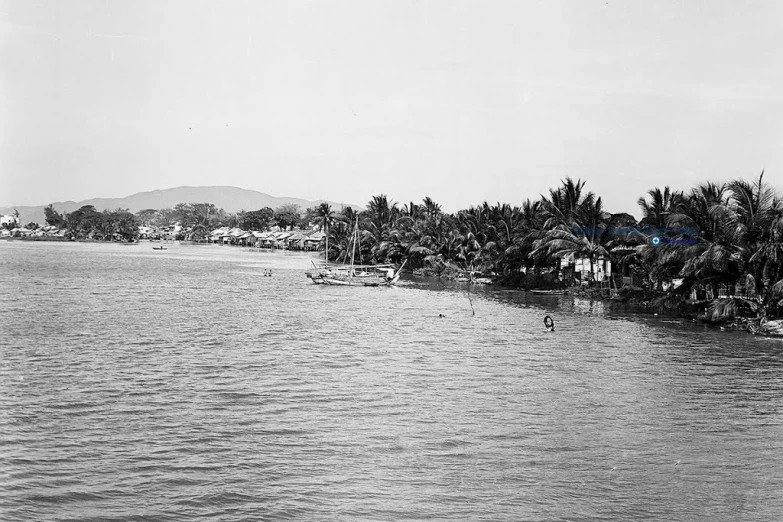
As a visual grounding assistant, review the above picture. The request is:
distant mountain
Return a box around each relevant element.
[1,186,363,226]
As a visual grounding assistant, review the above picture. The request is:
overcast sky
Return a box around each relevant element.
[2,0,782,215]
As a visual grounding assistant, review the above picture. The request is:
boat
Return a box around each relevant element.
[530,289,567,295]
[305,217,406,286]
[152,246,167,250]
[307,262,403,286]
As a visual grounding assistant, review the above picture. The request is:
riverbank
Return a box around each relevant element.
[560,286,783,337]
[408,259,781,337]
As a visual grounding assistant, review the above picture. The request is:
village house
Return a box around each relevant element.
[302,231,325,251]
[559,253,612,285]
[1,214,19,228]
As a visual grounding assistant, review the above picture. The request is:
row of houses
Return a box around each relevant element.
[0,225,66,238]
[207,227,326,251]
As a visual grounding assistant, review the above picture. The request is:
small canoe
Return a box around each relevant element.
[152,246,167,250]
[531,289,566,295]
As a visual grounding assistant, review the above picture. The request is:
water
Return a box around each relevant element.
[1,241,782,521]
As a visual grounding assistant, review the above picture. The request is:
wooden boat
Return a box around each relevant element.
[306,217,405,286]
[307,263,402,286]
[152,246,167,250]
[530,289,567,295]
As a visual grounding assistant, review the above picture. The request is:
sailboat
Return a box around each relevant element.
[306,217,406,286]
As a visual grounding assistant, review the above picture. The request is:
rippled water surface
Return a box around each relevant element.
[2,241,783,521]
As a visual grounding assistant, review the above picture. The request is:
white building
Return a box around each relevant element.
[1,214,19,228]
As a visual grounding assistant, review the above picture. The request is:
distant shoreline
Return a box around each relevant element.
[5,235,779,338]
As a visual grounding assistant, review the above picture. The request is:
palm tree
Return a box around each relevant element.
[715,171,783,303]
[362,195,399,262]
[637,186,686,232]
[541,177,590,229]
[503,198,546,275]
[315,203,334,262]
[402,201,421,220]
[422,197,442,220]
[748,214,783,316]
[532,179,611,284]
[654,182,732,297]
[533,193,611,282]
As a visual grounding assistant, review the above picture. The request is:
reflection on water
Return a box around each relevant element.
[1,241,782,521]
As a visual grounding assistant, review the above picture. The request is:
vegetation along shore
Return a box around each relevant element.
[5,172,783,335]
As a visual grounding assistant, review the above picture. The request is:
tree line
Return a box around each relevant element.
[39,172,783,317]
[312,172,783,319]
[41,202,329,241]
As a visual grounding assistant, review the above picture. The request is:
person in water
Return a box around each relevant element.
[544,315,555,331]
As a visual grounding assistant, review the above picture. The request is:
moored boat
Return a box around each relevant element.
[307,263,401,286]
[530,289,567,295]
[305,216,406,286]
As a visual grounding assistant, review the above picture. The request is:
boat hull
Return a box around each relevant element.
[320,276,383,287]
[306,260,405,287]
[307,269,393,287]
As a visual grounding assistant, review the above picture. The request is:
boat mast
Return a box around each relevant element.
[349,216,358,275]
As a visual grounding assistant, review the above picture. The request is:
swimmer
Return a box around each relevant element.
[439,313,446,318]
[544,315,555,331]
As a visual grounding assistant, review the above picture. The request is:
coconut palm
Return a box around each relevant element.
[328,218,352,263]
[362,195,399,262]
[637,186,686,232]
[401,201,422,220]
[533,192,611,281]
[422,197,442,220]
[541,177,591,229]
[503,198,546,274]
[653,182,735,296]
[716,171,783,305]
[315,203,335,262]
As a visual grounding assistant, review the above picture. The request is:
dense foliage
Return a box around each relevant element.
[319,172,783,318]
[61,205,140,242]
[40,172,783,318]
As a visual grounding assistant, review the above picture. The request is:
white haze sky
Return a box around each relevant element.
[1,0,782,215]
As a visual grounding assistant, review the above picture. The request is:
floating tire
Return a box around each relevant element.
[543,315,555,330]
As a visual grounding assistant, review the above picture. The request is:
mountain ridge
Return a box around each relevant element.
[1,186,363,226]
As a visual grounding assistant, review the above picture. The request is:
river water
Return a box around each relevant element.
[1,241,782,521]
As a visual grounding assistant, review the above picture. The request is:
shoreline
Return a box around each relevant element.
[7,236,779,337]
[416,270,780,338]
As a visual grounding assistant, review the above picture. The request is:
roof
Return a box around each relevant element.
[306,231,326,241]
[210,227,230,236]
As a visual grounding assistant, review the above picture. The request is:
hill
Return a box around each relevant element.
[1,186,362,226]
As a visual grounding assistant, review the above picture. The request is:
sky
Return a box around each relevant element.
[1,0,782,215]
